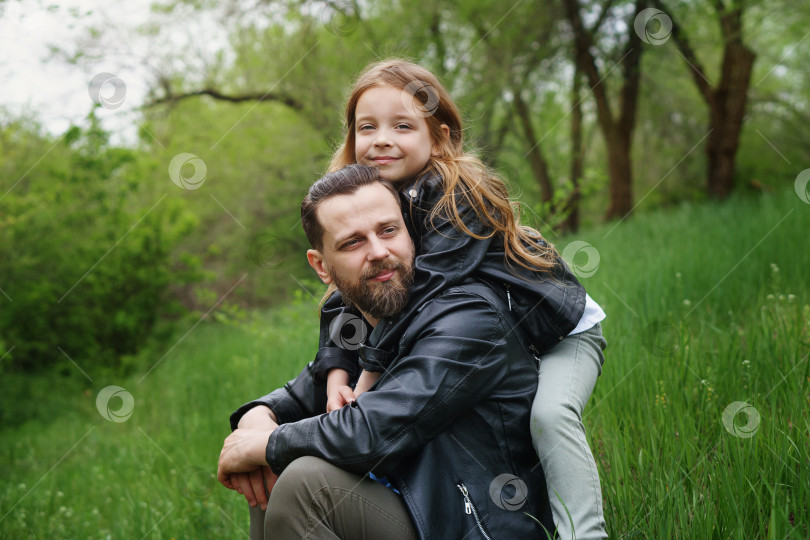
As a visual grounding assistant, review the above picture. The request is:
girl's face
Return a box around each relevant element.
[353,85,435,184]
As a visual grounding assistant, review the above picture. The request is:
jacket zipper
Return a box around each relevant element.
[505,284,512,311]
[456,483,492,540]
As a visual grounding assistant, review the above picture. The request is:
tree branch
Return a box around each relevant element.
[589,0,618,37]
[618,0,644,136]
[563,0,615,130]
[146,88,304,110]
[513,90,554,204]
[650,0,714,105]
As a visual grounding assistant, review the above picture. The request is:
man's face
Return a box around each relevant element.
[307,183,415,323]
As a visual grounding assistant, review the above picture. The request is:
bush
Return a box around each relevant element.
[0,116,202,372]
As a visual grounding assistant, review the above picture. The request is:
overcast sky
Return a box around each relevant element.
[0,0,195,144]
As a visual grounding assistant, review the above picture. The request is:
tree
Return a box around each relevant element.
[459,0,564,206]
[562,63,585,232]
[0,115,200,371]
[563,0,646,220]
[651,0,755,199]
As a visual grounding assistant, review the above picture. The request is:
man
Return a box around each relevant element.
[217,164,555,539]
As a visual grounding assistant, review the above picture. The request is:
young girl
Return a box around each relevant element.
[315,59,608,539]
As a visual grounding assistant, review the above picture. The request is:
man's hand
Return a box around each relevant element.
[326,385,356,412]
[218,428,274,490]
[224,407,280,509]
[230,466,278,510]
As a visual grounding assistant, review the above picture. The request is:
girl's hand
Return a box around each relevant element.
[326,368,354,412]
[354,370,381,396]
[326,385,356,412]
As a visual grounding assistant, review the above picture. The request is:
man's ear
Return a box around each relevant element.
[432,123,451,155]
[307,249,333,284]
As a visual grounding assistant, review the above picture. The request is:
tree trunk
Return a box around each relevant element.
[513,91,554,205]
[606,129,633,219]
[652,0,755,199]
[564,0,643,221]
[562,66,584,233]
[707,42,755,198]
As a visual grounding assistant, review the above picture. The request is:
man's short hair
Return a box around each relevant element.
[301,164,400,251]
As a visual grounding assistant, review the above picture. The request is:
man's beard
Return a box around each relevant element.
[331,259,414,320]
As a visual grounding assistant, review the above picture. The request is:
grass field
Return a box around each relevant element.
[1,186,808,539]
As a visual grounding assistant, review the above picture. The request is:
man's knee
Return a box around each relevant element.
[271,455,333,502]
[281,455,331,481]
[264,456,336,535]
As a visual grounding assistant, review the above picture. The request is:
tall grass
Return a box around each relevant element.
[577,188,808,538]
[1,188,807,538]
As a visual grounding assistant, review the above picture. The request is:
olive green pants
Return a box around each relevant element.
[249,456,418,540]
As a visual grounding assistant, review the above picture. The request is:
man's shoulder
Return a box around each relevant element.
[407,279,512,334]
[433,279,508,308]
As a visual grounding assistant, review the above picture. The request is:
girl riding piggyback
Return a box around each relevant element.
[316,59,608,539]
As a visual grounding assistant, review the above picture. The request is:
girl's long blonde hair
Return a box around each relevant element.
[328,59,558,273]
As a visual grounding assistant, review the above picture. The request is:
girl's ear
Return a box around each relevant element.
[307,249,333,284]
[432,123,451,156]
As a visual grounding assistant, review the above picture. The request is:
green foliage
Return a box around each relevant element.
[572,186,809,538]
[0,295,322,537]
[0,115,202,372]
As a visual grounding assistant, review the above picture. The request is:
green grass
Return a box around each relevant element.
[1,187,808,538]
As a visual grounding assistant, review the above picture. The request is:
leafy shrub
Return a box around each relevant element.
[0,116,202,371]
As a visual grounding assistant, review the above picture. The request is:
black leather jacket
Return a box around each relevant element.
[230,280,556,539]
[311,169,586,380]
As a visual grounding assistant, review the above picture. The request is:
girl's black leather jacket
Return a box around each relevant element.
[231,280,557,539]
